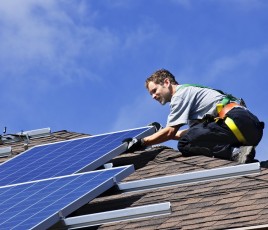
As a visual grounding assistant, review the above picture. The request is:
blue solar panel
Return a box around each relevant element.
[0,165,134,230]
[0,127,154,186]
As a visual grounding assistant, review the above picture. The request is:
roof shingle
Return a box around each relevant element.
[1,130,268,230]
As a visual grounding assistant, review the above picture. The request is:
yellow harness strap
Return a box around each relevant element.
[224,117,246,144]
[216,103,247,144]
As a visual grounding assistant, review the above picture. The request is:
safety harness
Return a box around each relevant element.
[216,103,247,144]
[179,84,247,144]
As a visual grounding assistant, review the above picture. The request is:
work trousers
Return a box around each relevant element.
[178,107,264,160]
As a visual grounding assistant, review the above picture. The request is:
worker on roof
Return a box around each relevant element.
[123,69,264,163]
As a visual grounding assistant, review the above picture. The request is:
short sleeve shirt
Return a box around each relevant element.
[167,85,225,127]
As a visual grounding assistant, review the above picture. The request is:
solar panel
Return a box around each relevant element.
[0,127,154,186]
[0,165,134,230]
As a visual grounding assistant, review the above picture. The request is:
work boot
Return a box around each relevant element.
[231,146,256,164]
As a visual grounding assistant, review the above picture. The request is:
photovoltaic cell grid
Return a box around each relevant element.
[0,166,134,230]
[0,127,153,186]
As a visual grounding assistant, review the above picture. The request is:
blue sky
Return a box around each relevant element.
[0,0,267,160]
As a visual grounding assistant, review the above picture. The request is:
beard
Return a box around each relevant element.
[159,99,167,105]
[158,95,169,105]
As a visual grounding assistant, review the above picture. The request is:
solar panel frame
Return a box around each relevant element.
[0,165,134,230]
[0,126,154,186]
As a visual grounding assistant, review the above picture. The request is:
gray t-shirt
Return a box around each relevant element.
[167,85,226,127]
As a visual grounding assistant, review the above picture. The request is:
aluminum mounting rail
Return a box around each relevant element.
[117,162,261,192]
[64,202,171,229]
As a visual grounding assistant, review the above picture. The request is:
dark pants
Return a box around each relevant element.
[178,108,264,160]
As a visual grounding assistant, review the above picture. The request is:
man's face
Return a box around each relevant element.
[147,80,171,105]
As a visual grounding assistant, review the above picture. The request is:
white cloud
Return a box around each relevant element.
[0,1,57,61]
[111,93,169,132]
[122,20,158,51]
[170,0,268,11]
[201,45,268,84]
[0,0,159,90]
[0,0,120,87]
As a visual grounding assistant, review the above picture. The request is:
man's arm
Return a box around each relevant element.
[173,128,188,140]
[143,125,182,146]
[122,124,186,152]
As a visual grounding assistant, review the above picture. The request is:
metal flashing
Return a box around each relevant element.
[117,162,261,192]
[0,146,12,157]
[64,202,171,229]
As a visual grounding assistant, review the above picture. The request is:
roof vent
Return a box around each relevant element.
[0,128,51,144]
[0,146,12,157]
[17,128,51,139]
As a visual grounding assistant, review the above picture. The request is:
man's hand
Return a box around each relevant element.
[122,137,145,152]
[148,122,163,132]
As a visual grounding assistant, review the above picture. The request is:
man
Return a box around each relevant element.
[124,69,264,163]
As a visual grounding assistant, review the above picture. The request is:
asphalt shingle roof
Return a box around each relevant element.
[1,130,267,230]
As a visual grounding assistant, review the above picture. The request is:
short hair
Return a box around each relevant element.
[145,69,178,89]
